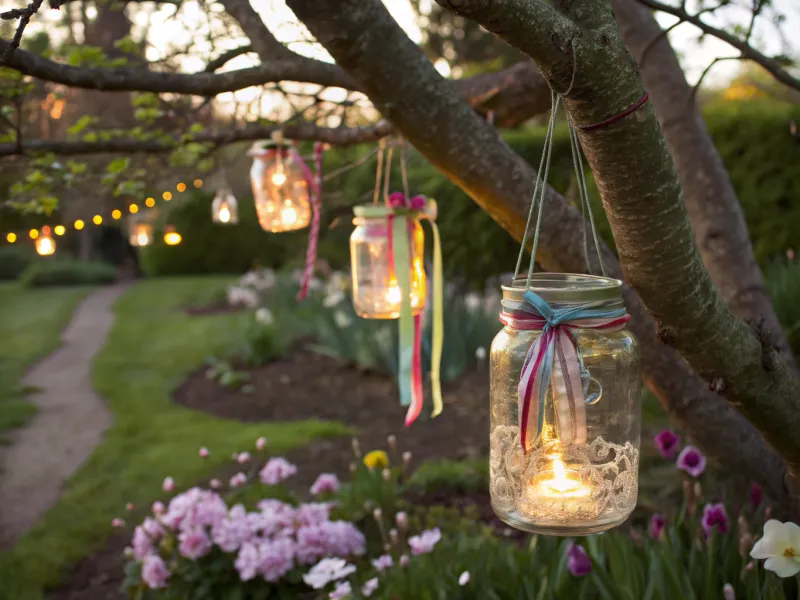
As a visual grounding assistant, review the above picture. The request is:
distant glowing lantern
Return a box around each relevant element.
[35,226,55,256]
[112,210,122,220]
[54,225,65,236]
[74,219,85,230]
[129,222,152,247]
[350,199,428,319]
[163,225,182,246]
[249,139,311,233]
[93,215,103,226]
[6,232,16,243]
[211,188,239,225]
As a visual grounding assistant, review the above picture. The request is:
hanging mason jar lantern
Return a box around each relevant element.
[129,221,152,247]
[212,188,239,224]
[490,274,641,535]
[249,136,311,233]
[35,226,55,256]
[163,225,182,246]
[350,201,427,319]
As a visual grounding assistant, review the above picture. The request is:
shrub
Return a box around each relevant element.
[764,257,800,357]
[20,259,116,287]
[237,309,288,366]
[0,244,36,280]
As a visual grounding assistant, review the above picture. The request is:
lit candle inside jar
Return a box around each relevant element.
[218,203,231,223]
[538,457,590,498]
[281,206,297,227]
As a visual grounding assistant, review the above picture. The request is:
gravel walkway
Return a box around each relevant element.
[0,284,127,547]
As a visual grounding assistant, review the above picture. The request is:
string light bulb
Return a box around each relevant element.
[163,192,172,201]
[112,210,122,220]
[54,225,65,236]
[29,229,39,240]
[176,182,186,192]
[6,232,16,243]
[93,215,103,225]
[129,204,139,214]
[193,179,203,188]
[145,198,155,208]
[74,219,85,230]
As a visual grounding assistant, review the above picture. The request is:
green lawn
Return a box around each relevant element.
[0,283,91,435]
[0,277,349,600]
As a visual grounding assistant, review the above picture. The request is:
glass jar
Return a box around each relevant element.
[250,145,310,232]
[129,222,152,247]
[490,274,641,536]
[350,205,426,319]
[212,188,239,224]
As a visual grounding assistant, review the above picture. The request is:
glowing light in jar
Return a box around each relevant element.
[35,234,55,256]
[386,284,402,306]
[271,170,287,187]
[538,457,590,498]
[280,206,297,226]
[218,203,231,224]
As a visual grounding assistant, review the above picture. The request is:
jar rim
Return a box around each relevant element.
[501,273,623,304]
[353,204,391,218]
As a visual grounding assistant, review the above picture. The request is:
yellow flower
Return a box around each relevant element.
[363,450,389,470]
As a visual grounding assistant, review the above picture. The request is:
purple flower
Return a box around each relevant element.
[235,542,261,581]
[179,527,213,560]
[310,473,340,496]
[749,482,762,509]
[653,430,680,459]
[650,513,666,540]
[258,538,295,582]
[408,528,441,555]
[330,581,352,599]
[141,555,169,589]
[132,526,153,560]
[701,502,728,536]
[259,458,298,485]
[362,577,379,597]
[212,505,253,552]
[371,554,393,571]
[676,445,706,478]
[294,502,332,527]
[567,543,591,577]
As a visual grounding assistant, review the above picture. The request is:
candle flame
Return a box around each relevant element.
[547,457,580,494]
[219,204,231,223]
[281,206,297,226]
[386,283,402,305]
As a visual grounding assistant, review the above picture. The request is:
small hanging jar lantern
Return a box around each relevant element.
[129,221,152,247]
[490,275,641,535]
[163,225,182,246]
[35,226,55,256]
[212,188,239,224]
[249,134,311,233]
[350,200,427,319]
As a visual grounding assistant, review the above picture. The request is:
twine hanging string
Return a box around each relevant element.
[372,138,386,206]
[295,141,324,301]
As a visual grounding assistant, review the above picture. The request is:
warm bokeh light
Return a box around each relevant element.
[271,171,287,186]
[29,229,38,239]
[129,204,139,214]
[145,197,155,208]
[176,182,186,192]
[112,210,122,220]
[163,226,182,246]
[193,179,203,188]
[6,232,16,243]
[74,219,85,230]
[162,191,172,201]
[218,205,231,223]
[93,215,103,225]
[35,234,55,256]
[54,225,65,236]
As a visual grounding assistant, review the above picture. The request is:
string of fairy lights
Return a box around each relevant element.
[3,178,205,255]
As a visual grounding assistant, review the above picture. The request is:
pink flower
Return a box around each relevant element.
[409,195,426,210]
[399,554,409,567]
[304,558,356,589]
[567,543,591,577]
[112,518,125,528]
[131,518,163,560]
[330,581,352,599]
[230,472,247,488]
[256,436,267,451]
[459,571,470,586]
[259,457,297,485]
[677,446,706,478]
[125,503,134,511]
[723,583,735,600]
[212,505,253,552]
[162,477,174,492]
[295,521,365,564]
[258,538,295,582]
[141,554,169,589]
[152,501,165,515]
[295,503,332,527]
[650,513,666,539]
[395,511,408,529]
[235,542,261,581]
[371,554,393,571]
[387,191,407,209]
[310,473,340,496]
[653,430,680,458]
[408,527,441,555]
[362,577,379,597]
[749,482,762,509]
[210,479,221,489]
[179,528,212,560]
[237,452,251,464]
[198,447,209,458]
[701,502,728,536]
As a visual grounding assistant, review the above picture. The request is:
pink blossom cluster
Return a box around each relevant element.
[129,485,365,590]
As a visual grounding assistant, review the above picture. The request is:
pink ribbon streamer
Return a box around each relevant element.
[296,142,323,301]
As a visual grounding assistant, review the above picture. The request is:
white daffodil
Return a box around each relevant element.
[751,519,800,577]
[255,307,273,326]
[333,310,352,329]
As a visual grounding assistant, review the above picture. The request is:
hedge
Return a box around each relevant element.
[136,99,800,286]
[0,245,37,280]
[20,259,117,287]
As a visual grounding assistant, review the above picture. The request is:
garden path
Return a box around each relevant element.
[0,284,127,547]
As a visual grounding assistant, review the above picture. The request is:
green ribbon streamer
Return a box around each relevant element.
[391,214,413,407]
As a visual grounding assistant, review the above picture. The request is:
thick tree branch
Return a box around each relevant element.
[0,121,392,156]
[287,0,795,512]
[0,0,45,64]
[451,0,800,505]
[635,0,800,92]
[613,0,798,372]
[217,0,293,61]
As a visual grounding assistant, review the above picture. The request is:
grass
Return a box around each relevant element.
[0,276,349,600]
[0,282,91,435]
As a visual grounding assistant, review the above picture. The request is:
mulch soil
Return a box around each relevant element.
[50,343,494,600]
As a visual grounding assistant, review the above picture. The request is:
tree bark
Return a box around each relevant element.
[612,0,797,374]
[286,0,795,513]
